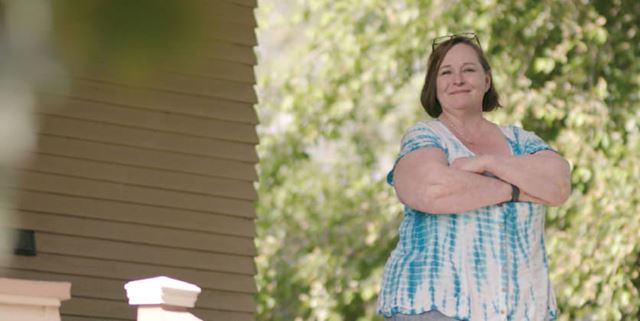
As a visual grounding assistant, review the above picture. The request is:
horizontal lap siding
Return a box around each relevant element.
[197,40,257,64]
[18,171,255,218]
[44,79,258,124]
[38,91,258,164]
[23,153,257,200]
[72,73,257,104]
[39,113,258,153]
[37,135,257,181]
[15,191,255,238]
[5,1,260,320]
[41,97,259,144]
[3,210,256,256]
[2,254,255,293]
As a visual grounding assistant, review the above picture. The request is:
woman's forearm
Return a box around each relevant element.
[397,164,512,214]
[428,169,513,213]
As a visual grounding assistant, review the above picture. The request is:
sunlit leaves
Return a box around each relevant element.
[256,0,640,320]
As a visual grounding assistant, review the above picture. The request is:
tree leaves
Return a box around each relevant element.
[256,0,640,320]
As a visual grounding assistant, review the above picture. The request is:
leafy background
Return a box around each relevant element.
[254,0,640,321]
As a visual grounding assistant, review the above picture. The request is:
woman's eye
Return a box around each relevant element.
[464,68,476,72]
[440,70,451,75]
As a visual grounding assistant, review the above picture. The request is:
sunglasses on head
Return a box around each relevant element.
[432,32,481,51]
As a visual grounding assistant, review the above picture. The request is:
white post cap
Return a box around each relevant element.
[124,276,201,308]
[0,278,71,307]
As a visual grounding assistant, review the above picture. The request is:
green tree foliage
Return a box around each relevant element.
[255,0,640,320]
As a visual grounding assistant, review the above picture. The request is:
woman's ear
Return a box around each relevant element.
[485,73,491,93]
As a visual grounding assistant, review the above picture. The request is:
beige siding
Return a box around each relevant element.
[18,171,254,218]
[37,135,257,181]
[200,40,258,64]
[4,254,255,292]
[23,154,257,200]
[7,210,255,255]
[15,191,255,237]
[46,79,258,124]
[38,113,258,152]
[2,1,260,320]
[69,72,257,103]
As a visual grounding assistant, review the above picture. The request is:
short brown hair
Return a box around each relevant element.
[420,36,501,118]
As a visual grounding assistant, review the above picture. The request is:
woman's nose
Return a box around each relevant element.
[453,71,464,85]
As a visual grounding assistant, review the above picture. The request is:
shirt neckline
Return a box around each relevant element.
[434,119,514,157]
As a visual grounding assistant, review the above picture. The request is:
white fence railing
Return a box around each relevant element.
[0,276,202,321]
[0,278,71,321]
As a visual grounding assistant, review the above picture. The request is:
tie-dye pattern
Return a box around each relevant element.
[378,120,558,321]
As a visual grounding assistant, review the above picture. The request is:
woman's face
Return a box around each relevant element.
[436,43,490,113]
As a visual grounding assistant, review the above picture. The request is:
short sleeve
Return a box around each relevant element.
[386,122,446,186]
[519,128,556,155]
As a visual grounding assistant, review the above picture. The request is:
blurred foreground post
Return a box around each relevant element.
[0,278,71,321]
[125,276,203,321]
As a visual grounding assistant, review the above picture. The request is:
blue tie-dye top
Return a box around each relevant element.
[377,120,558,321]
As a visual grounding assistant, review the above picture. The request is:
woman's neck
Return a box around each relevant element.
[438,111,488,145]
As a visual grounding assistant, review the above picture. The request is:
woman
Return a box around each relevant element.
[377,33,571,321]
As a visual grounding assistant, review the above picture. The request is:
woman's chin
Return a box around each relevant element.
[442,103,482,113]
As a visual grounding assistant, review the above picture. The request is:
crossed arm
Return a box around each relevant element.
[392,148,571,214]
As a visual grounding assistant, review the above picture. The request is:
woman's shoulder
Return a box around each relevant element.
[498,123,554,154]
[498,124,542,140]
[397,119,449,156]
[405,119,441,133]
[497,122,519,131]
[401,119,446,140]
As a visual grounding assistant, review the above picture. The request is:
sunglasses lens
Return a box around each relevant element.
[432,33,480,50]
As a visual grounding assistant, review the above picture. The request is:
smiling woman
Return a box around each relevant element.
[377,33,571,321]
[435,45,490,114]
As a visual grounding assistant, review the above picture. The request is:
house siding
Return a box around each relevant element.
[0,0,260,320]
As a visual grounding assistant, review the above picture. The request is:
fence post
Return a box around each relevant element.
[124,276,203,321]
[0,277,71,321]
